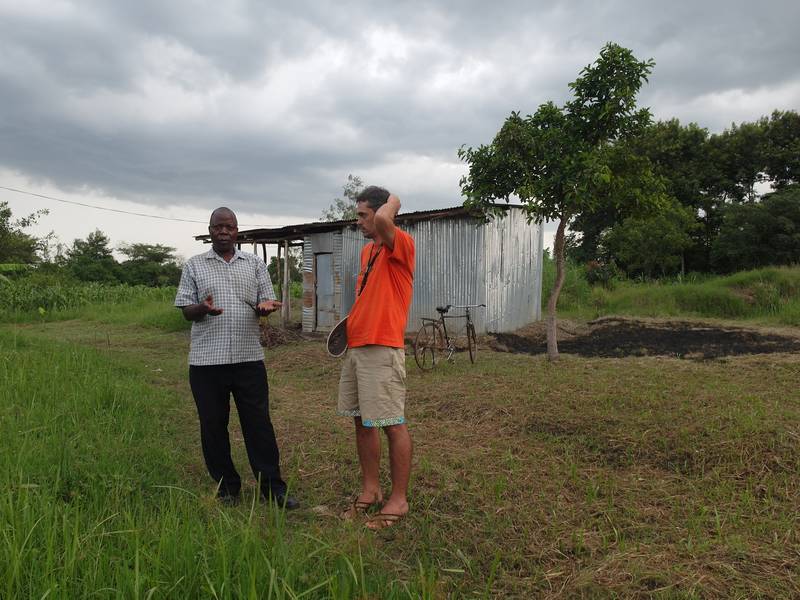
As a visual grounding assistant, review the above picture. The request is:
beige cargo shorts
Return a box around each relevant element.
[337,345,407,428]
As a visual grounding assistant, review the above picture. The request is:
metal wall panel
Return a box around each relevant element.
[403,217,487,335]
[301,238,314,332]
[312,232,334,254]
[484,210,543,332]
[340,226,365,314]
[329,232,344,327]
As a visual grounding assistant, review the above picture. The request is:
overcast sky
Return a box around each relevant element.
[2,0,799,260]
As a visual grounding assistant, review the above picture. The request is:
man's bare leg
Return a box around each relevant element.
[372,423,411,522]
[354,417,383,505]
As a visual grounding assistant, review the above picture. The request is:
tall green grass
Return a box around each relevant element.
[0,329,437,598]
[540,254,593,314]
[543,259,800,325]
[0,276,181,324]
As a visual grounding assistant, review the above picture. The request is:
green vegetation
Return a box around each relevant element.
[0,201,50,264]
[0,204,182,287]
[712,184,800,271]
[544,258,800,326]
[320,173,363,222]
[569,113,800,276]
[461,42,663,359]
[2,291,798,597]
[0,274,182,323]
[0,327,435,599]
[64,230,182,286]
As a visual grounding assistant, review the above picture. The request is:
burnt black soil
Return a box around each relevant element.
[491,317,800,359]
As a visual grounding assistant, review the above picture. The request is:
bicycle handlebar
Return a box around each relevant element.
[450,304,486,309]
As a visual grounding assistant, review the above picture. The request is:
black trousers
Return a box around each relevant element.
[189,361,286,498]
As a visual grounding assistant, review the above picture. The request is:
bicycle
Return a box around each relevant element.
[413,304,486,370]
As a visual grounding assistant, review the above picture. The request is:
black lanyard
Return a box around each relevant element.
[357,244,382,296]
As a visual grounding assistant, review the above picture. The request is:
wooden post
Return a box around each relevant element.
[276,242,283,299]
[276,242,284,327]
[282,239,291,325]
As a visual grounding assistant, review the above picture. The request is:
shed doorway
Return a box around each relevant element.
[314,252,336,330]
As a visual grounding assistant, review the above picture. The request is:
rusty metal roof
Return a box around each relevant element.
[195,204,523,244]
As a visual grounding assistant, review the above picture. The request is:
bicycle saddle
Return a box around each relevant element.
[436,305,452,314]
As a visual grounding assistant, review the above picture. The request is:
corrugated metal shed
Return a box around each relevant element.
[300,205,542,334]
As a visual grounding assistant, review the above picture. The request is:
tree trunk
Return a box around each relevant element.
[277,243,284,327]
[546,218,568,362]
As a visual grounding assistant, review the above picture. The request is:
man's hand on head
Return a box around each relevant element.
[256,300,282,316]
[375,193,401,250]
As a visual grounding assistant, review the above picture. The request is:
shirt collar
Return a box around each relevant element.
[204,247,243,263]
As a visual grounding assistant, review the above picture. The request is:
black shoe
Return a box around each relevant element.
[264,492,300,510]
[218,493,240,507]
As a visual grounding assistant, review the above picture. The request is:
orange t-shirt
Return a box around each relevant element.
[346,228,415,348]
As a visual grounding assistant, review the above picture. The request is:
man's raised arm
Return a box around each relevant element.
[374,194,401,250]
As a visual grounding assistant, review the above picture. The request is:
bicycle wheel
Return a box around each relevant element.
[414,322,442,370]
[467,323,478,363]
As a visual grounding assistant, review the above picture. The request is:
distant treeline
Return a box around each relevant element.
[0,215,183,287]
[0,203,304,289]
[569,111,800,280]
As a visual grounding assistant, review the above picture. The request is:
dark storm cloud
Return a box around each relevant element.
[1,0,798,220]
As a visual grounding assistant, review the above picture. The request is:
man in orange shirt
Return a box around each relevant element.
[338,186,415,530]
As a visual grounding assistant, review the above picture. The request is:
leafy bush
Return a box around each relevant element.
[584,260,623,288]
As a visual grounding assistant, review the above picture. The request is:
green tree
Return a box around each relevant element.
[710,120,768,203]
[66,230,120,283]
[321,174,363,221]
[763,110,800,189]
[571,111,799,274]
[0,201,49,264]
[711,184,800,271]
[268,248,302,285]
[627,119,721,271]
[603,198,698,278]
[459,43,664,360]
[118,243,181,287]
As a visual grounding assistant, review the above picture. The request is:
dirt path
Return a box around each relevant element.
[490,316,800,359]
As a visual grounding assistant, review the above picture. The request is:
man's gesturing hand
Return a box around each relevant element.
[256,300,282,316]
[203,294,223,316]
[180,294,223,321]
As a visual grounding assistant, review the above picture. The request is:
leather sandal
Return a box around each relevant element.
[340,498,377,521]
[366,512,404,530]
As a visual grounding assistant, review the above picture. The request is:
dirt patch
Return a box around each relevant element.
[259,321,305,348]
[490,316,800,359]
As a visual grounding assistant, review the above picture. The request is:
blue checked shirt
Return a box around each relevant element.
[174,248,276,366]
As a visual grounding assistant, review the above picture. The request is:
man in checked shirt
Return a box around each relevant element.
[175,207,298,509]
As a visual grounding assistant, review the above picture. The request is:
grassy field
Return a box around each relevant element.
[2,283,799,597]
[544,264,800,326]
